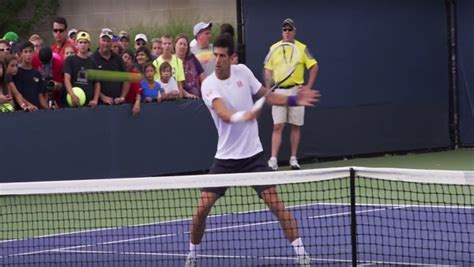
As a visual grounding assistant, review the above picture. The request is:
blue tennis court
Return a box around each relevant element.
[1,203,471,266]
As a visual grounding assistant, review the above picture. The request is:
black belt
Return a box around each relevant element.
[277,84,301,89]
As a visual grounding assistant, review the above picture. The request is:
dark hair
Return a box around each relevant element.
[39,46,53,64]
[135,46,151,62]
[18,41,34,53]
[143,62,156,73]
[3,55,17,69]
[220,23,235,37]
[213,34,234,56]
[53,17,68,29]
[122,49,135,60]
[159,61,171,74]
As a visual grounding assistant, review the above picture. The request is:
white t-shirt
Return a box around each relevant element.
[158,77,179,94]
[201,64,263,159]
[191,44,215,77]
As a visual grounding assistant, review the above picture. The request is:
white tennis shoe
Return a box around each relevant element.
[290,156,301,170]
[184,253,197,267]
[296,254,311,266]
[268,157,278,171]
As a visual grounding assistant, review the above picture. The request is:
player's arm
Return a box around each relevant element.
[256,86,320,107]
[263,68,273,89]
[212,98,258,123]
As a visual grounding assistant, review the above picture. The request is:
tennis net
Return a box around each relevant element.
[1,167,472,266]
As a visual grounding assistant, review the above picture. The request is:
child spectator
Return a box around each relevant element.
[0,60,14,112]
[12,42,48,110]
[157,61,179,100]
[64,45,75,58]
[135,46,152,73]
[132,63,161,115]
[151,38,162,58]
[4,55,33,111]
[122,49,141,104]
[63,31,100,108]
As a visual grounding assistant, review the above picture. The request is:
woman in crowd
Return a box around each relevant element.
[174,33,204,99]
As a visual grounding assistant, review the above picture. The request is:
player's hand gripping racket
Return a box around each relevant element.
[251,42,301,112]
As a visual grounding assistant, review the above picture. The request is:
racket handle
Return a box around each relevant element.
[251,97,266,112]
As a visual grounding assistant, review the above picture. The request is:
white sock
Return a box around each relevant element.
[189,243,199,258]
[291,237,306,257]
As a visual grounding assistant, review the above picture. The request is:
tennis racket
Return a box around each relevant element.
[251,41,301,112]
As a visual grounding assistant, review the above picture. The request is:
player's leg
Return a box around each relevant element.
[186,190,221,266]
[190,191,220,244]
[259,186,310,266]
[260,186,299,241]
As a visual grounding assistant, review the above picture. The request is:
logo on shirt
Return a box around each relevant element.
[236,81,243,88]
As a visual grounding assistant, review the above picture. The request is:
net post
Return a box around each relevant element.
[349,168,358,266]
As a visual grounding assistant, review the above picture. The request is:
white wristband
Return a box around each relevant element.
[230,111,246,123]
[251,97,266,112]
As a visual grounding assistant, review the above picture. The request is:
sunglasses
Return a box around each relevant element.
[53,29,65,33]
[136,42,146,46]
[282,28,293,32]
[0,48,11,52]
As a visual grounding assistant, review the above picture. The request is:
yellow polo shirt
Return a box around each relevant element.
[153,54,185,82]
[264,40,317,87]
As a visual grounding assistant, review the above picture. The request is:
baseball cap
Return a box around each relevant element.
[99,28,113,39]
[119,30,130,40]
[3,31,19,42]
[193,22,212,37]
[134,33,148,43]
[282,18,296,29]
[76,31,91,42]
[68,29,78,38]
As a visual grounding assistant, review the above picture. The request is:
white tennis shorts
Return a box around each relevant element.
[271,87,305,126]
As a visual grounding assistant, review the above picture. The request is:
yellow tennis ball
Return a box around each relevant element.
[67,87,86,107]
[0,103,14,112]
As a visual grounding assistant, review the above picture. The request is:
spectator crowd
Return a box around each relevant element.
[0,17,238,114]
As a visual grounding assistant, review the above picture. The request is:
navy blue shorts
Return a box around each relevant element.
[202,151,275,198]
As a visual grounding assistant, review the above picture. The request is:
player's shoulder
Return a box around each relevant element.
[231,63,251,73]
[201,72,217,90]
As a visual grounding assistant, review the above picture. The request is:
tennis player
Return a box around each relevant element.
[185,35,320,267]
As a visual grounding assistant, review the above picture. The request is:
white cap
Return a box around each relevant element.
[99,28,113,39]
[68,29,78,38]
[193,22,212,37]
[134,33,148,43]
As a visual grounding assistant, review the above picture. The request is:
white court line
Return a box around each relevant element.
[5,204,396,258]
[3,203,471,266]
[308,205,409,219]
[2,202,470,244]
[55,249,455,266]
